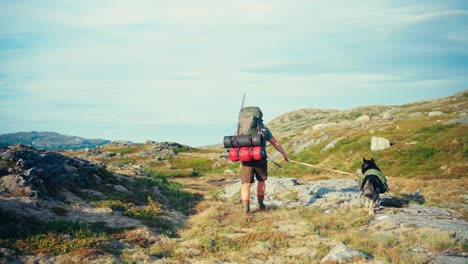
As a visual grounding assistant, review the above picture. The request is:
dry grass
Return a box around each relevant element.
[144,195,465,263]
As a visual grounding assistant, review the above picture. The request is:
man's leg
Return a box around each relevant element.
[241,183,251,213]
[257,181,266,210]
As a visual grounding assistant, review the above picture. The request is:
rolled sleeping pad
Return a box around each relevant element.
[251,134,264,147]
[223,134,264,148]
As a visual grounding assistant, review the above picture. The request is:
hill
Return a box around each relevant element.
[0,90,466,263]
[267,90,467,180]
[0,131,110,150]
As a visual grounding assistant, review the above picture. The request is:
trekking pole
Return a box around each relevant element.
[290,160,362,179]
[267,157,282,169]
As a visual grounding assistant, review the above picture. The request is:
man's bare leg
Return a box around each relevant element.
[257,181,266,210]
[241,183,250,213]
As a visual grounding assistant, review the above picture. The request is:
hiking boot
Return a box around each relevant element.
[259,202,266,211]
[243,202,250,214]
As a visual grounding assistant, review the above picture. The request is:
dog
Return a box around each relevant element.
[360,158,386,215]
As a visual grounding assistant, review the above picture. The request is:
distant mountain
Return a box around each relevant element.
[0,131,110,150]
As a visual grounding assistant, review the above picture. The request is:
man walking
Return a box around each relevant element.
[240,122,290,213]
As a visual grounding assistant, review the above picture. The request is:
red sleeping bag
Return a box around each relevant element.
[228,147,265,162]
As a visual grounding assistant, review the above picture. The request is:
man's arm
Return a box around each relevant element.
[268,137,290,162]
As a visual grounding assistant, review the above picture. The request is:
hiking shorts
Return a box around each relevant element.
[240,159,268,184]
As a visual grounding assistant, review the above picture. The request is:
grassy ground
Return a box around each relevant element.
[146,176,467,263]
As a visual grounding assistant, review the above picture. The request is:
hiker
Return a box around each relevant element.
[233,107,290,213]
[240,128,290,213]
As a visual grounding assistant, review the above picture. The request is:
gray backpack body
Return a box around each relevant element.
[237,106,263,136]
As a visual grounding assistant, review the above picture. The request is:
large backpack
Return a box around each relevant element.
[226,106,267,162]
[237,106,263,136]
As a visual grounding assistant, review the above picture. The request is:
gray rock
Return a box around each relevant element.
[1,151,14,160]
[428,111,444,116]
[444,116,468,125]
[434,255,468,264]
[322,137,346,152]
[355,115,370,122]
[222,177,362,210]
[224,169,236,175]
[321,243,369,263]
[0,144,111,197]
[372,204,468,240]
[0,174,31,196]
[312,123,337,130]
[289,133,331,155]
[382,112,394,120]
[114,185,129,192]
[371,136,391,151]
[409,112,423,118]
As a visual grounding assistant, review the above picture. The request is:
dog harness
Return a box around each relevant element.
[363,169,388,193]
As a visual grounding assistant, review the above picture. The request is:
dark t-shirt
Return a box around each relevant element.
[261,126,273,141]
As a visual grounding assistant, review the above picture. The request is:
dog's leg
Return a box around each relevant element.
[368,200,375,215]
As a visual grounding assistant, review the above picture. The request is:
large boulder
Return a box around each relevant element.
[371,136,391,151]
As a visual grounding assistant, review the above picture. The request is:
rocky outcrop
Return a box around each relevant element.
[137,142,191,160]
[223,177,362,210]
[0,144,111,197]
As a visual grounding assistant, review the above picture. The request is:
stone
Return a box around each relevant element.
[409,112,423,118]
[428,111,443,116]
[434,255,468,264]
[371,136,391,151]
[355,115,370,122]
[224,169,235,175]
[114,185,129,192]
[322,137,346,152]
[321,243,369,263]
[312,123,337,130]
[444,116,468,125]
[382,112,394,120]
[222,177,362,210]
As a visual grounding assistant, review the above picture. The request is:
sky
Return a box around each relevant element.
[0,1,467,147]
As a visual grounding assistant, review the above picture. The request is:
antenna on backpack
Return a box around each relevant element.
[236,92,246,135]
[240,92,246,112]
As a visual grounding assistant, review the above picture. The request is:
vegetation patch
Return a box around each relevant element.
[92,196,162,223]
[0,209,120,256]
[397,146,440,166]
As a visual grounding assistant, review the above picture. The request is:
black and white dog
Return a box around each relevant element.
[360,158,387,215]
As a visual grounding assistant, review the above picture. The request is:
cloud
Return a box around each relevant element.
[0,0,467,146]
